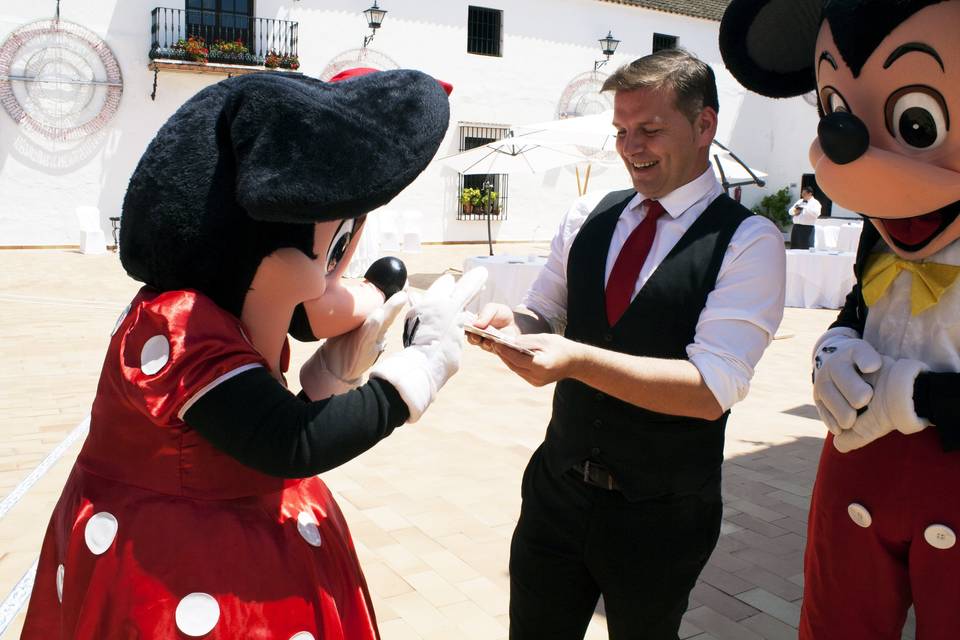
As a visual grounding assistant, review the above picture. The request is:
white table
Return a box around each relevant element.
[814,221,863,253]
[463,254,547,313]
[785,249,856,309]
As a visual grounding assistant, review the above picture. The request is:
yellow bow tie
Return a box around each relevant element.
[862,253,960,315]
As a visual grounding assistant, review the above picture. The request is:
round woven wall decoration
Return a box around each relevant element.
[0,18,123,141]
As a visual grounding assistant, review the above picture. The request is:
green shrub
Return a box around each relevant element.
[751,187,793,230]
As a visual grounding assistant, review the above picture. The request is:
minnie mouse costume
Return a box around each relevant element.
[20,69,485,639]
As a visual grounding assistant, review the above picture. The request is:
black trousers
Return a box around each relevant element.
[509,447,722,640]
[790,224,815,250]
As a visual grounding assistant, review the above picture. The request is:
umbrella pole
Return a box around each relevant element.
[576,166,583,196]
[583,164,592,194]
[486,211,494,256]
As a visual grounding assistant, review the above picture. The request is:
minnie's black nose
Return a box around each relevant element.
[818,112,870,165]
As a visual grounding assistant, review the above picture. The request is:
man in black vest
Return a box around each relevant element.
[470,49,786,639]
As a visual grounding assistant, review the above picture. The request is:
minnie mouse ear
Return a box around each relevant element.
[227,69,449,223]
[720,0,823,98]
[329,66,454,95]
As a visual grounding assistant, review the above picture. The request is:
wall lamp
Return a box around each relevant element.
[593,31,620,72]
[362,1,387,48]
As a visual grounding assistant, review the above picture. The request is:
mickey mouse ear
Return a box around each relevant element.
[720,0,823,98]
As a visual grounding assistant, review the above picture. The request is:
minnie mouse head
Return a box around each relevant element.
[119,69,449,358]
[720,0,960,260]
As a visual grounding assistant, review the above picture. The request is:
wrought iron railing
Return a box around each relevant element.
[150,7,298,68]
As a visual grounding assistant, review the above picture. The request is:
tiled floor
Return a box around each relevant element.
[0,246,914,639]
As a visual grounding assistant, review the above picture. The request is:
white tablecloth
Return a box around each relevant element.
[463,254,547,313]
[814,221,863,253]
[785,249,856,309]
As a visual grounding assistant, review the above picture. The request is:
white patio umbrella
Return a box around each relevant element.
[438,138,588,176]
[513,109,768,193]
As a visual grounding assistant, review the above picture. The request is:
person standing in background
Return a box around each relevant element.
[789,186,822,250]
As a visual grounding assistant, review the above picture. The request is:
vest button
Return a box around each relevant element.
[594,392,604,401]
[603,333,613,342]
[593,419,602,428]
[591,447,601,456]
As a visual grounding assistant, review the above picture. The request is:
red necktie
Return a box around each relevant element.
[605,199,667,325]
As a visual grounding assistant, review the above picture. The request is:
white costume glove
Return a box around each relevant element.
[369,268,487,422]
[833,356,930,453]
[299,291,408,400]
[812,328,882,434]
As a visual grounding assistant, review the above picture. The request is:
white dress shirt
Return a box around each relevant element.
[789,197,822,226]
[522,166,786,412]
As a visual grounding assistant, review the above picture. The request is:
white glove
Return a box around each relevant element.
[833,356,930,453]
[369,268,487,422]
[299,291,408,400]
[812,329,882,434]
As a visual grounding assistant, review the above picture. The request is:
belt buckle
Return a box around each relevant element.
[582,460,591,483]
[582,460,615,490]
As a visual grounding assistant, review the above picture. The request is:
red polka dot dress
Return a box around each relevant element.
[21,288,379,639]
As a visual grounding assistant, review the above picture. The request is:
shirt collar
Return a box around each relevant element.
[631,165,719,219]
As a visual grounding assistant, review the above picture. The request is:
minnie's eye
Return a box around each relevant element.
[821,87,849,114]
[885,86,949,151]
[325,219,357,274]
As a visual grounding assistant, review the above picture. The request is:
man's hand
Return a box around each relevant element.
[492,333,583,387]
[467,303,519,352]
[833,356,930,453]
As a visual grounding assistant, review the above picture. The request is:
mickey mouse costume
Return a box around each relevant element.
[721,1,960,637]
[20,69,486,638]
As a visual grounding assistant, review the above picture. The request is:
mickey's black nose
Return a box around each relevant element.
[364,256,407,299]
[818,112,870,165]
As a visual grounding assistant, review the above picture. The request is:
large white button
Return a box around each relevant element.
[56,564,64,603]
[297,511,323,547]
[84,512,119,555]
[175,592,220,636]
[847,503,872,528]
[290,633,316,640]
[140,335,170,375]
[924,524,956,550]
[111,304,131,337]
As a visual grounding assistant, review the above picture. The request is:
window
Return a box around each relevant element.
[652,33,678,53]
[458,123,509,221]
[186,0,254,47]
[467,6,502,57]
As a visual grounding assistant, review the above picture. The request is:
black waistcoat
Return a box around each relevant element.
[542,189,751,501]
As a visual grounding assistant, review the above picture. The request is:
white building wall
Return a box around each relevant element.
[0,0,821,247]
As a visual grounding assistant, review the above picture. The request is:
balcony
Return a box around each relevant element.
[149,7,299,79]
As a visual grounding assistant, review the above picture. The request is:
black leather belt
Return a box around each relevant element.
[571,461,621,491]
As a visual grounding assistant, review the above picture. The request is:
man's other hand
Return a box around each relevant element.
[468,303,520,352]
[493,333,582,387]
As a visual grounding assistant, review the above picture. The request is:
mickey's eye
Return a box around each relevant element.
[821,86,850,114]
[325,218,361,275]
[885,86,949,151]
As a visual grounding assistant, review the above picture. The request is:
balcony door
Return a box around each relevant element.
[186,0,254,47]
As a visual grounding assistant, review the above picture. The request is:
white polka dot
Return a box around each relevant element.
[175,592,220,636]
[84,512,118,555]
[56,564,64,603]
[111,303,131,336]
[289,633,316,640]
[140,335,170,375]
[297,511,322,547]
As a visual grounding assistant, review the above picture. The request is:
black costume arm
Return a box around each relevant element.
[914,372,960,451]
[829,281,866,334]
[183,367,409,477]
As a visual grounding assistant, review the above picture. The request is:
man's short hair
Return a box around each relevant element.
[801,186,814,195]
[601,49,720,123]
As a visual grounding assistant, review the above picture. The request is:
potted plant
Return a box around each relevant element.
[280,54,300,70]
[172,35,209,63]
[461,187,481,214]
[751,186,793,233]
[209,38,250,64]
[264,50,281,69]
[481,190,500,214]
